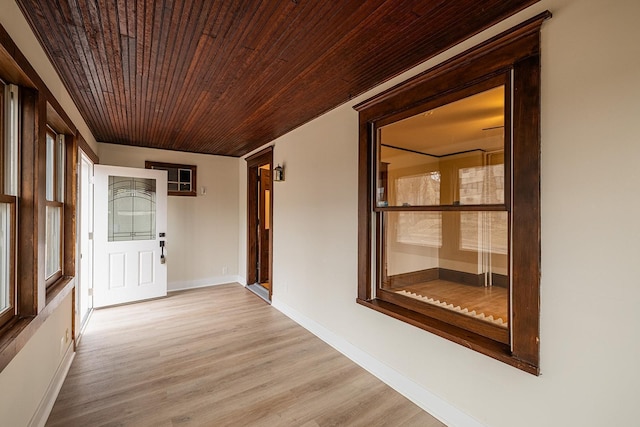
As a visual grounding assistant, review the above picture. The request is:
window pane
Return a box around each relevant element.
[146,162,196,196]
[167,167,178,182]
[0,82,4,193]
[394,211,442,247]
[45,205,61,279]
[108,176,156,241]
[381,210,509,332]
[459,154,504,205]
[132,178,156,240]
[377,86,505,207]
[57,135,65,202]
[4,84,19,196]
[395,172,440,207]
[179,169,191,184]
[46,133,55,201]
[0,203,10,313]
[460,211,508,255]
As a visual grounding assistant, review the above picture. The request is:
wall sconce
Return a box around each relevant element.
[273,164,285,181]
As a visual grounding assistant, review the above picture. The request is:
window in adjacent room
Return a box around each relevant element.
[45,128,65,286]
[355,13,549,374]
[377,81,510,343]
[1,81,18,327]
[145,161,197,196]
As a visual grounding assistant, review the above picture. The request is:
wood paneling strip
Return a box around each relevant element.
[17,0,539,157]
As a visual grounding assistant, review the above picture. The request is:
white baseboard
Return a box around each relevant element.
[272,297,486,427]
[168,275,243,292]
[29,344,75,427]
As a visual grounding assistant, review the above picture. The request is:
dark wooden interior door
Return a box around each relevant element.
[258,169,271,283]
[246,147,273,299]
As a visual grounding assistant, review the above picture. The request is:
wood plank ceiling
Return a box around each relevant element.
[16,0,537,157]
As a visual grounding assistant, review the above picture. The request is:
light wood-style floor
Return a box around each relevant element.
[47,284,445,427]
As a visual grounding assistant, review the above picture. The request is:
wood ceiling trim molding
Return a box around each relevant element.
[16,0,539,157]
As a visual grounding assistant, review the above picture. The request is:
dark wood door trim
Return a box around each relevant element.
[259,168,271,283]
[246,147,273,300]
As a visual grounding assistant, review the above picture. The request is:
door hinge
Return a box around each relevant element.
[88,232,93,240]
[88,288,93,296]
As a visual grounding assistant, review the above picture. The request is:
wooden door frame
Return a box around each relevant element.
[76,148,96,343]
[246,147,273,299]
[258,168,271,283]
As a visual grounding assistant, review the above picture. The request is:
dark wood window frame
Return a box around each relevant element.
[0,80,17,328]
[45,128,64,286]
[0,194,16,328]
[354,13,550,375]
[0,21,80,373]
[145,161,197,197]
[46,103,78,298]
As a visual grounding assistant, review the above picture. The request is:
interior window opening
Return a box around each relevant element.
[375,83,509,342]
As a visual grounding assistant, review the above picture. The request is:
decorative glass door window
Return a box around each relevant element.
[108,176,156,241]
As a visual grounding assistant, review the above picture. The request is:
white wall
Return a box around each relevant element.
[242,1,640,426]
[0,294,73,426]
[98,143,241,290]
[3,0,637,425]
[0,0,98,153]
[0,2,97,424]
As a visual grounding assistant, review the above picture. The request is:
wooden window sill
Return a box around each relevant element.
[46,275,74,306]
[356,298,539,375]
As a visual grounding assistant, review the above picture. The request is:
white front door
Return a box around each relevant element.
[94,165,168,308]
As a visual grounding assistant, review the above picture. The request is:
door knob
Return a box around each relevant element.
[160,240,166,264]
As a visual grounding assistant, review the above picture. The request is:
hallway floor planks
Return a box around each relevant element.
[46,284,445,427]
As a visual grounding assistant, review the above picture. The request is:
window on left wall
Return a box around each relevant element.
[45,128,65,287]
[0,81,18,327]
